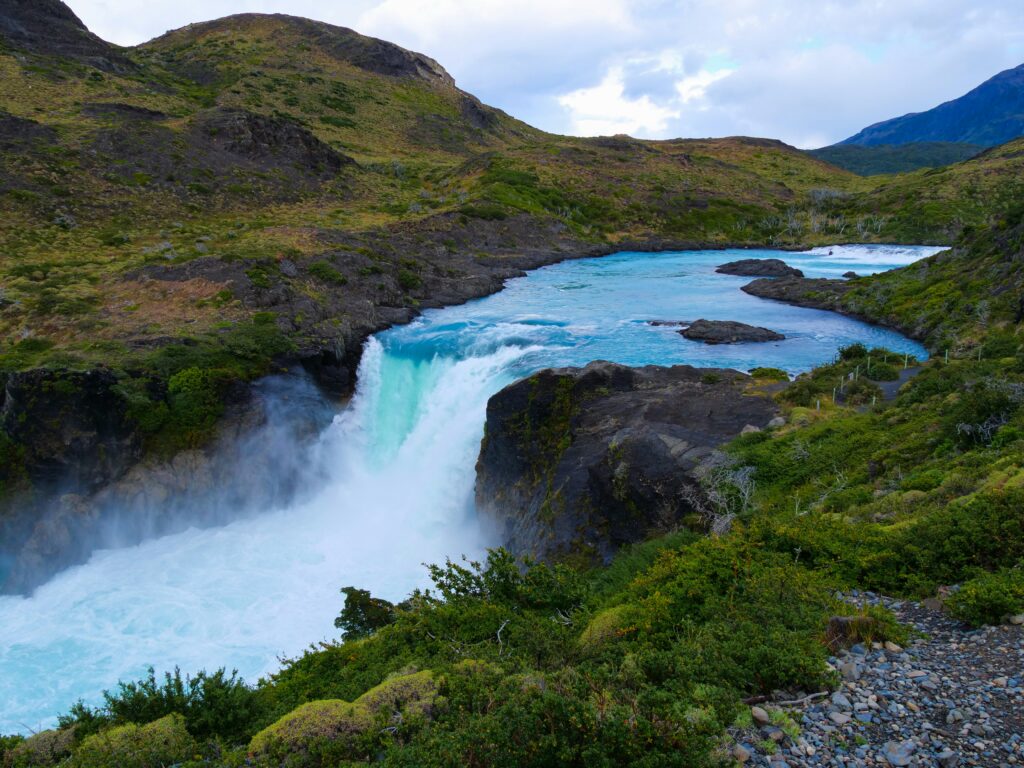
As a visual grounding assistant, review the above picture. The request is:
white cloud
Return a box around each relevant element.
[676,69,733,105]
[558,66,681,137]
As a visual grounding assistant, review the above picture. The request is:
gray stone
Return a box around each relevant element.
[881,740,916,766]
[936,749,958,768]
[732,743,752,763]
[840,662,862,681]
[751,706,772,727]
[831,691,853,709]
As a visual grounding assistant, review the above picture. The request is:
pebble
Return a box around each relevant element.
[881,739,916,766]
[726,593,1024,768]
[751,705,771,727]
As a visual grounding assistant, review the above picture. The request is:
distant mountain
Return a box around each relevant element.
[838,63,1024,147]
[808,142,984,176]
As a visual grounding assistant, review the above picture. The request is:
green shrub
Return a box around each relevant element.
[749,367,789,381]
[4,728,72,768]
[397,269,422,291]
[842,378,882,406]
[459,204,507,220]
[864,360,899,381]
[249,672,437,766]
[245,264,275,289]
[838,343,868,361]
[248,700,373,766]
[62,667,262,745]
[334,587,397,639]
[779,378,819,407]
[945,567,1024,627]
[946,382,1020,447]
[70,714,195,768]
[166,367,227,448]
[307,261,347,285]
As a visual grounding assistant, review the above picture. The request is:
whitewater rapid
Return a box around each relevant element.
[0,245,942,732]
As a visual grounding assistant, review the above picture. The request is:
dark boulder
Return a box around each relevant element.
[681,319,785,344]
[716,258,804,277]
[475,361,778,564]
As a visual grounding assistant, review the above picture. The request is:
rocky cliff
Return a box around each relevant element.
[475,361,780,564]
[0,372,333,593]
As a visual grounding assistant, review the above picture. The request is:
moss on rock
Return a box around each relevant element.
[355,669,437,719]
[248,670,438,765]
[248,699,370,765]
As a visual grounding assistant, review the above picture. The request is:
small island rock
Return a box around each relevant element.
[716,258,804,277]
[681,319,785,344]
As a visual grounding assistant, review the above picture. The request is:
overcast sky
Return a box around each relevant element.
[69,1,1024,148]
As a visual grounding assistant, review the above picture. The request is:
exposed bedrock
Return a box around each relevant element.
[474,361,779,564]
[0,372,334,594]
[715,257,804,277]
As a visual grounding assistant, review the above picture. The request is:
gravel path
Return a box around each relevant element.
[730,593,1024,767]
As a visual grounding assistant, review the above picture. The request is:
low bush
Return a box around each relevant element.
[69,714,194,768]
[307,261,347,285]
[945,567,1024,627]
[62,667,263,745]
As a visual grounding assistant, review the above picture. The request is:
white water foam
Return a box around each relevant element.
[0,337,533,732]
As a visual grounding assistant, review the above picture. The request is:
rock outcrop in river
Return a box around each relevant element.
[475,361,779,564]
[716,258,804,277]
[681,319,785,344]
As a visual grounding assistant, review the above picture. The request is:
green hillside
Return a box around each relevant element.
[808,142,983,175]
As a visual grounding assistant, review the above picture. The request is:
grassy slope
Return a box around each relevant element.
[808,142,984,176]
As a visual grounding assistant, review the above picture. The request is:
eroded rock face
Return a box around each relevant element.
[681,319,785,344]
[193,108,354,174]
[0,373,334,594]
[0,369,141,490]
[716,258,804,277]
[475,361,778,564]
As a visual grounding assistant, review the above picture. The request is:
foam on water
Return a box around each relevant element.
[0,245,942,732]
